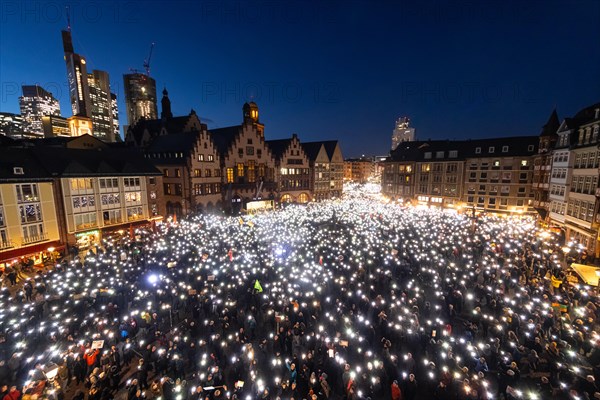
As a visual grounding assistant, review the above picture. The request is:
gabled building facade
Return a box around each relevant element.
[562,104,600,251]
[210,102,276,213]
[146,130,222,216]
[302,141,344,201]
[267,134,311,203]
[532,110,559,220]
[548,120,576,227]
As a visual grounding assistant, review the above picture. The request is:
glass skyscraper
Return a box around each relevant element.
[123,73,158,127]
[19,85,61,137]
[62,29,118,142]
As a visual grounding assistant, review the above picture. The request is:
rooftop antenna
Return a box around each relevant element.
[65,5,71,32]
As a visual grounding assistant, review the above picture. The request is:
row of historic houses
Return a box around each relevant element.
[125,93,343,215]
[0,98,344,266]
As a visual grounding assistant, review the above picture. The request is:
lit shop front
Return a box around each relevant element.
[75,230,101,249]
[0,241,64,270]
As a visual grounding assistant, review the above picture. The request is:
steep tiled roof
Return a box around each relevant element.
[572,102,600,126]
[302,140,340,162]
[540,109,560,137]
[0,148,52,182]
[209,126,240,156]
[146,132,199,154]
[322,141,340,161]
[301,142,323,161]
[388,136,538,162]
[30,147,160,177]
[265,138,292,160]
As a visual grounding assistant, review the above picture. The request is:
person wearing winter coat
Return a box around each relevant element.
[320,373,331,399]
[2,386,20,400]
[391,380,402,400]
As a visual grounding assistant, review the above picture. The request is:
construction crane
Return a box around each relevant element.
[143,43,155,76]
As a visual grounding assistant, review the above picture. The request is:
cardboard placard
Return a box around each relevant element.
[339,340,348,347]
[91,340,104,349]
[188,289,197,295]
[207,275,215,281]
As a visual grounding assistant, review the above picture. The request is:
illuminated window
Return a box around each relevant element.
[248,161,255,183]
[194,169,201,177]
[226,168,234,183]
[237,163,244,178]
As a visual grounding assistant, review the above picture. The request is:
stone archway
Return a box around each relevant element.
[298,193,309,203]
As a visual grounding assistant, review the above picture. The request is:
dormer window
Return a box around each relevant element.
[13,167,24,175]
[475,147,481,154]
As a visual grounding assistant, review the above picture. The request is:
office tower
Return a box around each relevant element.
[123,73,158,126]
[62,29,91,117]
[61,29,118,142]
[88,70,114,142]
[19,85,61,137]
[391,117,415,150]
[0,112,24,138]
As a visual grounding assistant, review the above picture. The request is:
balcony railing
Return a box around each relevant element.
[0,240,14,250]
[21,233,48,245]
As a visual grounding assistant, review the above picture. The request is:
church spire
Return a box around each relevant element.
[161,87,173,120]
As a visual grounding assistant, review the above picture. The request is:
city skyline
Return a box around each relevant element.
[1,0,599,156]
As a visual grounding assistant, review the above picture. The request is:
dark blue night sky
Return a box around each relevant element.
[1,0,599,156]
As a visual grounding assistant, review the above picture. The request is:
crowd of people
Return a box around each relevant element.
[0,186,599,400]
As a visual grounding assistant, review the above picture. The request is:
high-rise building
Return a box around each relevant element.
[123,73,158,127]
[391,117,415,150]
[0,113,24,138]
[88,70,114,142]
[62,30,91,118]
[111,93,120,140]
[19,85,61,137]
[61,29,118,142]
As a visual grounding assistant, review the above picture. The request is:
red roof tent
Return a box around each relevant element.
[0,240,64,263]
